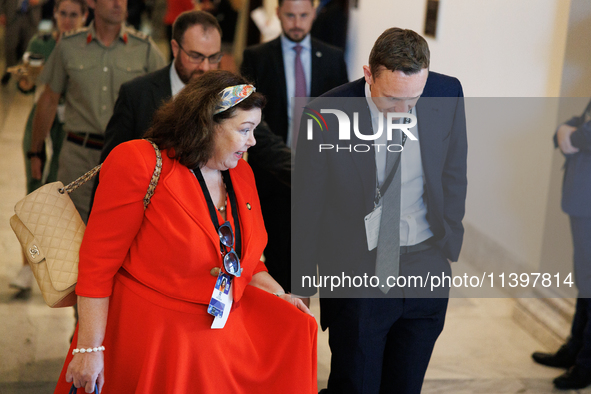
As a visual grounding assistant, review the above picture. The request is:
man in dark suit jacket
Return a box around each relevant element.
[0,0,43,84]
[292,28,467,394]
[240,0,348,292]
[532,99,591,390]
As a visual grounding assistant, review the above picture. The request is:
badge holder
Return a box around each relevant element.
[193,168,242,330]
[365,116,409,250]
[208,272,234,329]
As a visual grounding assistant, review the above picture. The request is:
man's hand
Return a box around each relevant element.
[31,87,60,166]
[557,124,579,155]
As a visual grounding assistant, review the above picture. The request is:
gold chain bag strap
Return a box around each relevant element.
[9,140,162,307]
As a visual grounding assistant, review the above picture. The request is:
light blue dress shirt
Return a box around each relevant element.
[365,82,434,246]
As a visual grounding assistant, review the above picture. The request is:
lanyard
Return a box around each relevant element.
[193,168,242,258]
[583,99,591,123]
[372,111,412,208]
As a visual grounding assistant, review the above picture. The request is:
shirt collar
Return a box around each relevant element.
[86,21,128,45]
[169,62,186,97]
[281,33,312,51]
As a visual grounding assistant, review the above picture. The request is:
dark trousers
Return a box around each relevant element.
[325,248,450,394]
[568,298,591,370]
[566,216,591,370]
[258,179,291,292]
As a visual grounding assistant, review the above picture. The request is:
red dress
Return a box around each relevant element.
[54,140,317,393]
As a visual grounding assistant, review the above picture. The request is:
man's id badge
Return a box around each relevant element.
[364,205,382,251]
[208,272,234,329]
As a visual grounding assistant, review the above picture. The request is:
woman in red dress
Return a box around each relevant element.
[54,70,317,393]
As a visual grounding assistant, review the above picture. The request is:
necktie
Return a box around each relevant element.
[584,99,591,124]
[292,45,307,148]
[294,45,307,97]
[375,125,403,294]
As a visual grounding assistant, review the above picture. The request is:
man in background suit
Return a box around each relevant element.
[0,0,43,84]
[532,100,591,390]
[293,28,467,393]
[240,0,348,292]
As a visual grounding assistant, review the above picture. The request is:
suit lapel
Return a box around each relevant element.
[228,166,254,252]
[162,160,220,251]
[151,66,173,107]
[416,98,441,192]
[341,96,377,213]
[270,38,288,118]
[310,39,321,97]
[162,160,256,258]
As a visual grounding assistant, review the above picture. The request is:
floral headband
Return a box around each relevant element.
[213,84,256,115]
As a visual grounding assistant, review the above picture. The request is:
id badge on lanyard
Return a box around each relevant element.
[208,272,234,329]
[363,112,411,251]
[193,168,241,329]
[364,204,382,251]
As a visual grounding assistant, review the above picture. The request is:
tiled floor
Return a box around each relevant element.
[2,71,591,394]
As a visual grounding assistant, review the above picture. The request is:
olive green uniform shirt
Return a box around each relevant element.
[41,22,165,135]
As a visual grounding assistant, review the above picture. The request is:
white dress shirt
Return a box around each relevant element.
[365,83,433,246]
[169,63,186,98]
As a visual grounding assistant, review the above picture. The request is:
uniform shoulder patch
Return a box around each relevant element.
[62,27,89,39]
[125,27,150,41]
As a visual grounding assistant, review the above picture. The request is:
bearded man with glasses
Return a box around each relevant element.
[94,10,292,214]
[98,10,223,164]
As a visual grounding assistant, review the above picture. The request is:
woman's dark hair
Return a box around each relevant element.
[144,70,266,169]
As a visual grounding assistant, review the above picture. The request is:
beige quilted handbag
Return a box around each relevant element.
[9,140,162,307]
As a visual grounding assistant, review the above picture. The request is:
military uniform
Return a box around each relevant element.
[40,22,165,223]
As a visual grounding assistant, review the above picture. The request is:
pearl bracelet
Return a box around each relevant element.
[72,346,105,355]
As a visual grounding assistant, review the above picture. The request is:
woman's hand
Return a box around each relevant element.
[278,293,314,317]
[248,271,314,316]
[66,351,105,393]
[68,296,109,393]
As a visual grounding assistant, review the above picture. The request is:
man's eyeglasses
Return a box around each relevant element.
[178,43,223,65]
[218,221,242,277]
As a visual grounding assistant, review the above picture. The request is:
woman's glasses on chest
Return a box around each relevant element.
[218,221,242,277]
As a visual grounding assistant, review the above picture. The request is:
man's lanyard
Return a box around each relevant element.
[583,99,591,124]
[193,168,242,258]
[373,112,412,208]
